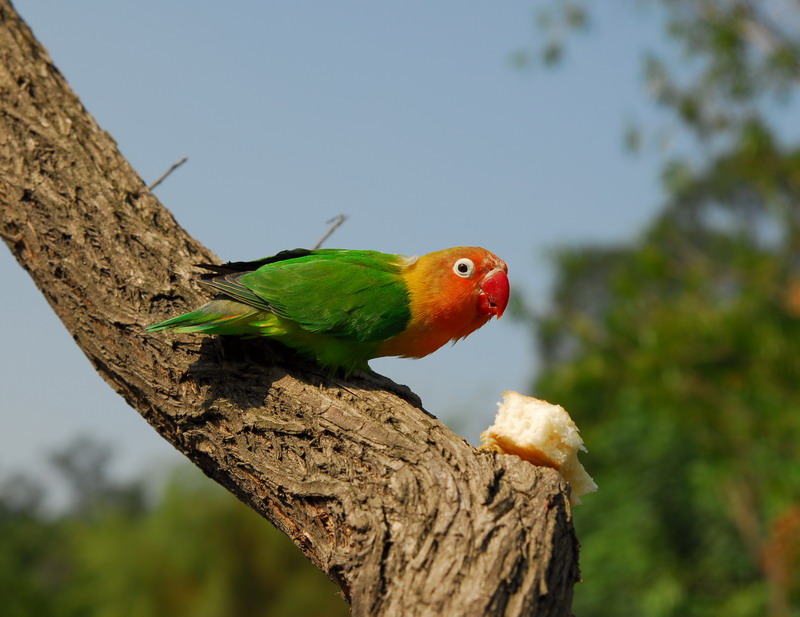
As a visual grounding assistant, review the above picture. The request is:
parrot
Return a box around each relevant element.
[146,247,509,373]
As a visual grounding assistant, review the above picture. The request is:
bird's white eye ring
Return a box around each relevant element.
[453,258,475,278]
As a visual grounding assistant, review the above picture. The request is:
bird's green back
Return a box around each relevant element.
[207,249,412,342]
[147,249,415,372]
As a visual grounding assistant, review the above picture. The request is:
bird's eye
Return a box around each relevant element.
[453,258,475,278]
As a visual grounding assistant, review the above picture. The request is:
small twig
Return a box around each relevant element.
[148,156,189,191]
[313,214,348,249]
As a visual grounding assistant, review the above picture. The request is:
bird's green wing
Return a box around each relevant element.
[202,249,412,343]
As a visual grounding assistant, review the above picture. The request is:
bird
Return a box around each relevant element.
[147,247,509,373]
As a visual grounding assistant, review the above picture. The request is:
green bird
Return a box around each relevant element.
[147,247,510,373]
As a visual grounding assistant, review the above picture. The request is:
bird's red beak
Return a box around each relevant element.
[478,268,510,318]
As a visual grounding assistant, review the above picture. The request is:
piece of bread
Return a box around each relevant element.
[479,391,597,505]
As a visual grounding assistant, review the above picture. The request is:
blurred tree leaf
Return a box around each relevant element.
[0,446,348,617]
[524,1,800,615]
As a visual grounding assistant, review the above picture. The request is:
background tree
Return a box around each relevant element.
[523,1,800,615]
[0,443,350,617]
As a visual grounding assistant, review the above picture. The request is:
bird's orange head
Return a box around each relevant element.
[379,246,509,359]
[428,246,509,319]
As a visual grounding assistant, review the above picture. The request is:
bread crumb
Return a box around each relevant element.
[479,391,597,505]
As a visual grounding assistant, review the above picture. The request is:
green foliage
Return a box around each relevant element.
[526,2,800,615]
[510,0,589,69]
[0,475,64,617]
[0,450,348,617]
[534,134,800,615]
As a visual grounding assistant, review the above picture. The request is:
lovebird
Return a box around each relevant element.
[147,247,509,373]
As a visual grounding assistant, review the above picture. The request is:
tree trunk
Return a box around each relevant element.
[0,2,580,615]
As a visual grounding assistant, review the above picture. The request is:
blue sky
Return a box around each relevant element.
[2,1,667,494]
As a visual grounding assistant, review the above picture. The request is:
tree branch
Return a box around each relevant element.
[313,213,348,249]
[0,2,579,615]
[148,155,188,191]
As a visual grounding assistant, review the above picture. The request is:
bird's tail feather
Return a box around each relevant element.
[146,298,265,335]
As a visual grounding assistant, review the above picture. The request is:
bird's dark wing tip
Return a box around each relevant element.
[193,248,315,276]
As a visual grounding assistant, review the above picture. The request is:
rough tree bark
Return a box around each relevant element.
[0,2,580,615]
